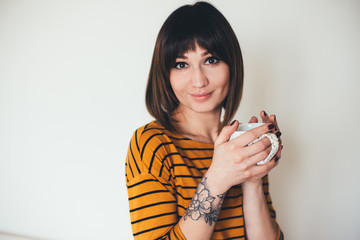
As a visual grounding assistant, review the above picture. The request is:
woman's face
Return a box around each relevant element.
[169,43,230,116]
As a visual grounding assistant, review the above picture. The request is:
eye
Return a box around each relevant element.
[205,56,220,65]
[174,62,188,69]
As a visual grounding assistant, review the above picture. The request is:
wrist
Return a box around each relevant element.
[203,170,230,194]
[241,179,263,191]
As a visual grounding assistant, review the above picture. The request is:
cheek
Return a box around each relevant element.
[170,72,187,94]
[213,66,230,92]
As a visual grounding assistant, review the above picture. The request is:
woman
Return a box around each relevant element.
[125,2,283,239]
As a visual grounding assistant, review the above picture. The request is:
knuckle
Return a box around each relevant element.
[237,154,245,163]
[248,131,257,140]
[238,162,248,171]
[243,170,251,178]
[229,143,237,151]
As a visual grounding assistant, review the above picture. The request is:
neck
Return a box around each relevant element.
[171,107,222,144]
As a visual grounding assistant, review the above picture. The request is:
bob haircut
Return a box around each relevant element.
[146,1,243,131]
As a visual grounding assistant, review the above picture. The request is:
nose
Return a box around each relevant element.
[192,66,208,88]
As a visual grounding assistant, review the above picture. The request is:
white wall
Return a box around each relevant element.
[0,0,359,239]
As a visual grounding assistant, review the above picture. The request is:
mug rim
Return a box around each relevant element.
[237,123,265,131]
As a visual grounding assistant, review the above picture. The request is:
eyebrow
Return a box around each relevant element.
[176,50,211,59]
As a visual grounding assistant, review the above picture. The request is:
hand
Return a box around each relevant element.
[206,120,278,193]
[244,111,283,185]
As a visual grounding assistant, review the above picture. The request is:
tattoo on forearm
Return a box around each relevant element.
[184,177,226,226]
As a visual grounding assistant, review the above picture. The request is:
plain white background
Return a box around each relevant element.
[1,0,360,239]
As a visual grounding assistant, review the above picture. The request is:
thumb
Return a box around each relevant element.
[215,120,239,146]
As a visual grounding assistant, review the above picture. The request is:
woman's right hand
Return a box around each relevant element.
[205,120,277,193]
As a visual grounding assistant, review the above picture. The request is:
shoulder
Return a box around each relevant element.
[127,121,175,175]
[132,121,172,153]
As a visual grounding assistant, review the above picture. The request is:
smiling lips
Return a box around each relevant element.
[190,91,213,101]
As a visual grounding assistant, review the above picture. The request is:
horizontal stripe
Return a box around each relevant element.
[133,222,176,236]
[130,200,176,213]
[127,179,157,188]
[225,193,243,199]
[177,204,186,210]
[127,178,172,189]
[214,225,244,232]
[176,192,192,200]
[170,164,208,171]
[131,211,177,224]
[127,122,281,239]
[225,235,246,240]
[181,156,212,161]
[175,185,197,189]
[176,146,213,151]
[174,175,202,178]
[217,214,243,221]
[128,190,170,201]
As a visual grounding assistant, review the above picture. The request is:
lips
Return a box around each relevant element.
[190,91,213,101]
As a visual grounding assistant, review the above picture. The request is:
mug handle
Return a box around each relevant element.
[249,133,280,165]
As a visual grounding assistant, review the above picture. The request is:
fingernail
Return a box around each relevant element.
[275,157,279,162]
[263,110,267,116]
[230,120,236,126]
[268,124,275,130]
[276,131,282,138]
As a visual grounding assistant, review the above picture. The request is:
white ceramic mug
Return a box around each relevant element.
[229,123,279,165]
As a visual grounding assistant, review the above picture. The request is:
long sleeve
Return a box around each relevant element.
[127,173,185,239]
[262,175,284,240]
[125,125,186,239]
[125,122,283,239]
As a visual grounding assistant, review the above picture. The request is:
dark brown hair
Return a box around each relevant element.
[146,1,243,131]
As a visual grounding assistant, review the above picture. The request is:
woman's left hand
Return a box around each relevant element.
[243,110,283,185]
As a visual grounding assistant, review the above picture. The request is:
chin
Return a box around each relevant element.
[189,104,222,114]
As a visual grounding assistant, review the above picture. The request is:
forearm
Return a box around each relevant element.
[179,174,227,240]
[242,181,278,240]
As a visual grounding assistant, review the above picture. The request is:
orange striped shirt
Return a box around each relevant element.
[125,121,283,239]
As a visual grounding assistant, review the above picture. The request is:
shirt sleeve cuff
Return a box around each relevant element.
[172,223,186,239]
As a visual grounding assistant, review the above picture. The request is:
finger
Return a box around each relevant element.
[270,114,280,132]
[215,120,239,146]
[262,111,277,134]
[248,157,277,177]
[241,136,271,157]
[261,110,271,123]
[275,144,282,160]
[248,116,258,123]
[244,140,273,166]
[232,123,276,147]
[272,118,282,145]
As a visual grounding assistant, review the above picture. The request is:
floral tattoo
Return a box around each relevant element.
[184,177,226,226]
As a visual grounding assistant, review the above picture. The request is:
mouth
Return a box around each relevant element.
[190,91,213,101]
